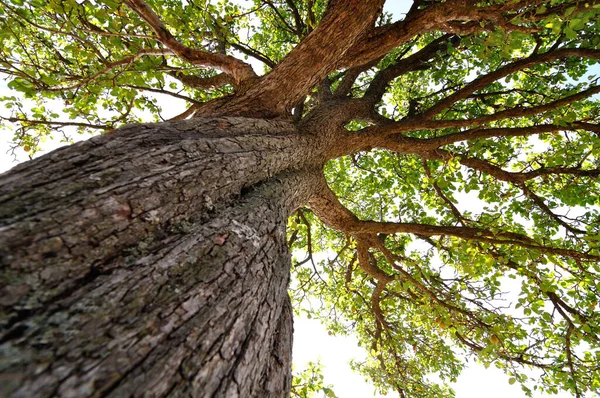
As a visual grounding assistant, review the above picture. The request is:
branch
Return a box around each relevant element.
[338,0,552,69]
[1,116,111,130]
[219,0,386,116]
[520,183,586,234]
[123,85,202,104]
[286,0,306,36]
[423,123,597,148]
[356,239,394,283]
[420,48,600,119]
[429,152,589,234]
[167,104,199,121]
[333,60,380,99]
[369,133,594,235]
[524,166,600,180]
[40,49,172,92]
[2,1,108,62]
[369,85,600,136]
[168,71,234,90]
[423,159,468,225]
[228,41,277,69]
[264,0,300,37]
[363,34,458,103]
[124,0,257,85]
[308,176,599,261]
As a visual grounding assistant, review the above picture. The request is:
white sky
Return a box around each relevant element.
[0,1,581,397]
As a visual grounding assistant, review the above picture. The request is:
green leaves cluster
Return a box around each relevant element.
[0,0,241,151]
[291,361,336,398]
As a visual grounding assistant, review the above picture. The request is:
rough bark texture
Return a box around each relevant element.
[0,118,324,397]
[195,0,386,119]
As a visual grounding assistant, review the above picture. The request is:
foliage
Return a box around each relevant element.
[291,361,336,398]
[2,0,600,397]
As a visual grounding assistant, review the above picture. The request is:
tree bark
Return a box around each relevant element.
[0,117,323,397]
[201,0,386,118]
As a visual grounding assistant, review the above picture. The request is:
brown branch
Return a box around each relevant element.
[168,71,234,90]
[524,166,600,180]
[573,121,600,135]
[337,4,438,68]
[565,325,582,398]
[414,122,598,150]
[286,0,306,36]
[308,177,599,261]
[356,238,394,283]
[424,124,564,148]
[520,183,586,234]
[264,0,300,36]
[167,105,199,121]
[421,151,589,234]
[333,60,380,99]
[218,0,386,116]
[123,85,202,104]
[444,91,600,131]
[338,0,554,69]
[364,34,458,103]
[228,42,277,69]
[41,49,173,92]
[124,0,257,85]
[420,48,600,119]
[376,242,480,321]
[304,0,316,29]
[349,123,598,168]
[456,155,531,184]
[1,116,111,130]
[369,85,600,137]
[371,281,389,327]
[398,146,590,234]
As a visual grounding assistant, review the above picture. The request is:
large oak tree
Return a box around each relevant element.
[1,0,600,396]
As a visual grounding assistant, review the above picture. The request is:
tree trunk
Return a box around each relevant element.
[0,117,323,397]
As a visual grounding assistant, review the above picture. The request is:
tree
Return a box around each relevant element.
[1,0,600,396]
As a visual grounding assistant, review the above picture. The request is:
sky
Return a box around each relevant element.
[0,1,584,397]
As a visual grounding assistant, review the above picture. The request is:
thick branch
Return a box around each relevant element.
[124,0,257,85]
[218,0,386,116]
[333,60,380,99]
[309,177,599,261]
[339,0,550,69]
[420,48,600,119]
[368,85,600,136]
